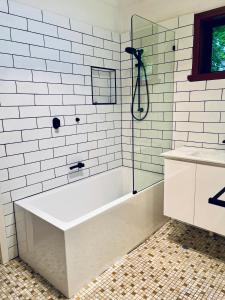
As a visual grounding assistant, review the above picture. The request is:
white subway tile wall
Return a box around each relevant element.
[121,26,174,173]
[1,2,224,261]
[121,12,225,172]
[0,1,122,259]
[160,13,225,150]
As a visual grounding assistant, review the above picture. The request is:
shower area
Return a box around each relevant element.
[14,14,176,298]
[122,14,175,193]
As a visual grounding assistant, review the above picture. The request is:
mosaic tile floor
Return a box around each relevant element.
[1,220,225,300]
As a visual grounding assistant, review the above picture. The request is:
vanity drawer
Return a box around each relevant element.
[194,164,225,236]
[164,159,196,224]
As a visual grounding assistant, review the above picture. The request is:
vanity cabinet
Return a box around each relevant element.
[194,164,225,236]
[164,159,196,224]
[164,158,225,236]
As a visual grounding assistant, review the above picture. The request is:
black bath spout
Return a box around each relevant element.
[70,162,85,170]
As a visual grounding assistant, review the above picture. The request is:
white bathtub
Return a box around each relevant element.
[15,167,166,298]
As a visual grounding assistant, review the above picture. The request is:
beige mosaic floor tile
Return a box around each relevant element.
[0,220,225,300]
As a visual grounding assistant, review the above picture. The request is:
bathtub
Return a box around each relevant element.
[15,167,166,298]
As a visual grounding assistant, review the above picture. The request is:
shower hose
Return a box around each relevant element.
[131,62,150,121]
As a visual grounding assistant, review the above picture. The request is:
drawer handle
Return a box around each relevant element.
[208,187,225,208]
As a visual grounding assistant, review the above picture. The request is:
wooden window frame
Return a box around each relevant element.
[188,6,225,82]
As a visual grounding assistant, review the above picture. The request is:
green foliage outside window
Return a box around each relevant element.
[211,24,225,72]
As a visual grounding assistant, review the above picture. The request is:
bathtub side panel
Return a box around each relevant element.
[65,181,167,297]
[15,204,69,297]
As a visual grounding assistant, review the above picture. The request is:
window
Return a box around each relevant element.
[188,6,225,81]
[211,24,225,72]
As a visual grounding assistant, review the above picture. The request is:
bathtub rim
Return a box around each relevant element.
[15,168,163,231]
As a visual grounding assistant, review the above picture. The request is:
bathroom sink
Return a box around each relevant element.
[191,149,225,160]
[190,150,219,158]
[162,147,225,167]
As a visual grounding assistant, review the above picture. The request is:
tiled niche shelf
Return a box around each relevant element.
[91,66,117,105]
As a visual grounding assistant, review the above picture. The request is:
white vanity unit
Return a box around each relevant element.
[162,147,225,236]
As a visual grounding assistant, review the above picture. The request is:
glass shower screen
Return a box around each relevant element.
[131,15,175,193]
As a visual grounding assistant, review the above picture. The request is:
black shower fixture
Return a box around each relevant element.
[125,47,150,121]
[52,117,61,129]
[125,47,144,65]
[125,47,136,55]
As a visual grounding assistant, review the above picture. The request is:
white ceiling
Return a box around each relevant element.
[119,0,225,31]
[19,0,225,31]
[119,0,225,16]
[101,0,120,7]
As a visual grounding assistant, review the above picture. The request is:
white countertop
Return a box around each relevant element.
[161,147,225,167]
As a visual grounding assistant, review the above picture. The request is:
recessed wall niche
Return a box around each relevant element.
[91,66,117,105]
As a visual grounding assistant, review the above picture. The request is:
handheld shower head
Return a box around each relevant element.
[125,47,137,56]
[125,47,144,62]
[125,46,149,121]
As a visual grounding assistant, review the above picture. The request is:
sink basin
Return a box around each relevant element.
[162,147,225,167]
[190,150,217,158]
[191,149,225,160]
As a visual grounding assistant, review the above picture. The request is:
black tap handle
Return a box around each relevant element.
[70,162,85,170]
[78,162,85,168]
